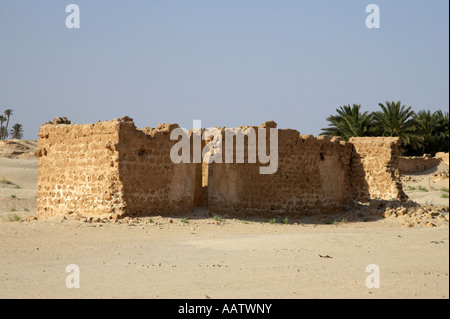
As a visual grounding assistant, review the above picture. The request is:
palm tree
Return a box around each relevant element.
[414,110,435,137]
[372,101,422,153]
[407,110,438,155]
[4,109,13,140]
[321,104,374,140]
[428,110,449,154]
[10,123,23,139]
[0,115,5,140]
[434,110,449,142]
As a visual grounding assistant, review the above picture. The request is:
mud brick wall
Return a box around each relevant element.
[36,118,197,218]
[118,121,197,216]
[349,137,407,202]
[36,117,409,219]
[36,120,124,218]
[207,126,354,217]
[398,156,442,174]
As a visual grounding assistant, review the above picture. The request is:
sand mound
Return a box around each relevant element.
[0,140,37,159]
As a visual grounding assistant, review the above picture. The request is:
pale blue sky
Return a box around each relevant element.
[0,0,448,140]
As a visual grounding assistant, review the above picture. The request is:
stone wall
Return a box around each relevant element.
[36,120,123,218]
[206,124,354,217]
[36,117,409,219]
[398,156,442,174]
[349,137,407,202]
[117,120,197,216]
[36,118,197,218]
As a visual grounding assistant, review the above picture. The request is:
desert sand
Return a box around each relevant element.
[0,141,448,299]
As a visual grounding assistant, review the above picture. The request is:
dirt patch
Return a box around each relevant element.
[0,139,37,159]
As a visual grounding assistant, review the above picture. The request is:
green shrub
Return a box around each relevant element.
[0,179,13,185]
[417,186,428,192]
[7,214,21,222]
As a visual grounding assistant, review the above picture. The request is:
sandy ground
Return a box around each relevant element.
[0,143,448,299]
[401,162,449,207]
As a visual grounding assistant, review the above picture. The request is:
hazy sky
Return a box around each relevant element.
[1,0,448,140]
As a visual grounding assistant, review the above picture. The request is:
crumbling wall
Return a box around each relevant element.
[36,118,197,218]
[207,123,354,217]
[36,117,409,219]
[349,137,407,202]
[398,156,442,174]
[36,120,124,218]
[117,120,197,216]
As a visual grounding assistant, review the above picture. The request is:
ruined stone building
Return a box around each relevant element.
[35,117,407,219]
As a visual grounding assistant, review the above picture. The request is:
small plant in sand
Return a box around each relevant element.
[440,187,449,193]
[7,214,21,222]
[407,186,417,191]
[11,194,16,198]
[23,208,29,212]
[441,193,449,199]
[181,218,189,223]
[212,215,223,222]
[10,207,16,212]
[283,217,289,224]
[269,218,276,224]
[1,179,13,186]
[148,218,153,223]
[417,186,429,192]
